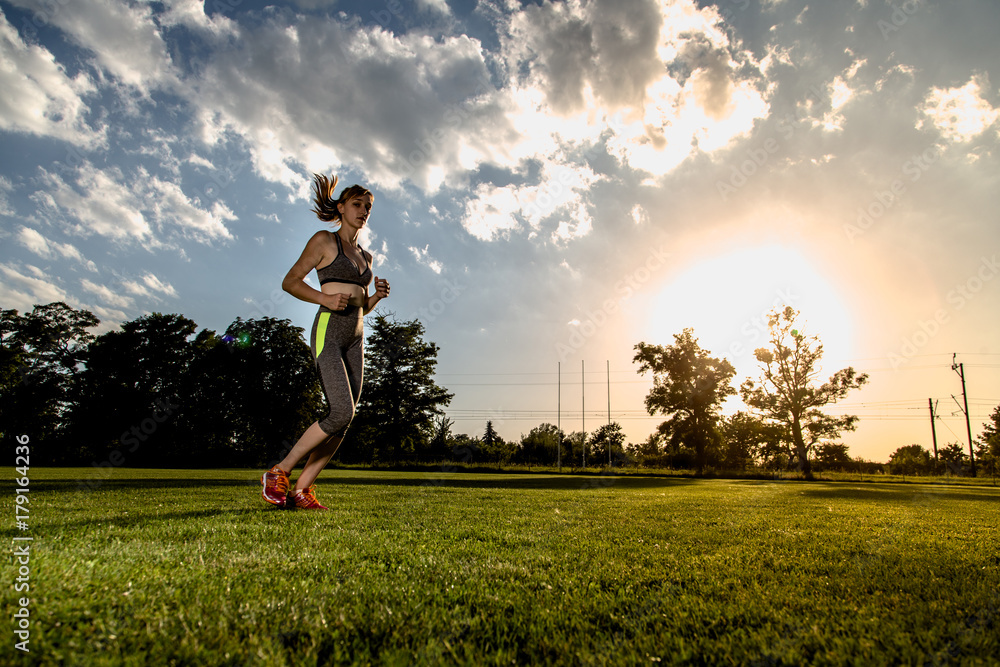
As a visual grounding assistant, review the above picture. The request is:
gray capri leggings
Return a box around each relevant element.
[309,305,364,437]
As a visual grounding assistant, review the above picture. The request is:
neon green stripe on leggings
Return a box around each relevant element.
[315,312,330,358]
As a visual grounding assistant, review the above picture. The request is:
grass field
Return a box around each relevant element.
[3,468,999,666]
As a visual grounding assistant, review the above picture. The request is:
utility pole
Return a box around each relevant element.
[928,398,939,461]
[557,361,561,471]
[952,354,977,477]
[582,359,586,469]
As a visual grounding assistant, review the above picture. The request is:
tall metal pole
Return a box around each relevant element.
[607,360,611,466]
[557,362,561,471]
[582,359,586,469]
[928,398,939,461]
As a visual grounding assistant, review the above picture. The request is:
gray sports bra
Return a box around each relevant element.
[316,233,372,288]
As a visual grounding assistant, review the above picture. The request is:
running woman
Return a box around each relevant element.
[261,174,390,509]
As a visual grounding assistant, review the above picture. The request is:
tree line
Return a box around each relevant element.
[2,302,997,477]
[0,302,453,470]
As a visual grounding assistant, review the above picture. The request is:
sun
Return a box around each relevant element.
[640,244,855,381]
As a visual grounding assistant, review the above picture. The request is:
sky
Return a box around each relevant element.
[1,0,998,463]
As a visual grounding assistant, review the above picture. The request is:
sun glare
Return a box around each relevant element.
[641,245,855,381]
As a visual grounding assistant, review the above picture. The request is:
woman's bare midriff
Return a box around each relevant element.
[322,281,366,308]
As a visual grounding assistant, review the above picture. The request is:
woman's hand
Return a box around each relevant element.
[324,292,351,311]
[374,276,390,299]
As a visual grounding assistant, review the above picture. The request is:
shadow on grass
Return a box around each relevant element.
[0,507,280,539]
[321,474,702,491]
[797,484,1000,505]
[14,477,260,493]
[13,471,702,493]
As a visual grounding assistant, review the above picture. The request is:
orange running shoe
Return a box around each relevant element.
[261,465,290,506]
[292,485,328,510]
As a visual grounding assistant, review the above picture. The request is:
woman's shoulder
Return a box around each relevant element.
[307,229,338,250]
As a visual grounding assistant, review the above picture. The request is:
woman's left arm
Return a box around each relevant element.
[364,275,390,314]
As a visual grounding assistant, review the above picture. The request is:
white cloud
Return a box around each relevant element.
[36,164,152,242]
[33,162,235,245]
[186,154,215,170]
[0,8,103,147]
[919,75,1000,143]
[630,204,648,225]
[187,16,510,194]
[81,278,134,309]
[141,272,178,298]
[16,226,96,270]
[5,0,179,94]
[160,0,238,38]
[875,63,916,92]
[560,260,582,280]
[121,273,178,299]
[177,0,766,213]
[415,0,452,17]
[815,58,868,132]
[139,172,236,243]
[462,183,521,241]
[0,262,68,311]
[500,0,769,178]
[409,245,443,273]
[460,157,598,242]
[0,176,15,216]
[503,0,666,114]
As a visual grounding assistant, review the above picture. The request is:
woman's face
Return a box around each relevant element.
[337,194,373,229]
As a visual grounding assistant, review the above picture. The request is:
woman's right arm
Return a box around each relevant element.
[282,232,349,311]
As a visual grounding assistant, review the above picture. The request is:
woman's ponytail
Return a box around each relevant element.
[310,174,373,229]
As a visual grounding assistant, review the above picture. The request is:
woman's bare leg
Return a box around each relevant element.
[293,434,344,491]
[277,422,332,474]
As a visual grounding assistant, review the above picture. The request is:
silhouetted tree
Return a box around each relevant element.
[348,314,453,463]
[976,405,1000,480]
[740,307,868,479]
[813,442,853,472]
[588,422,626,467]
[428,415,455,462]
[1,303,99,457]
[519,423,564,467]
[213,317,324,467]
[887,444,933,476]
[939,442,970,476]
[564,431,586,468]
[720,412,771,471]
[481,420,515,470]
[449,433,483,465]
[68,313,203,466]
[626,433,663,468]
[634,329,736,474]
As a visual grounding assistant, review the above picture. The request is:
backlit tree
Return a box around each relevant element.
[634,329,736,474]
[740,307,868,479]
